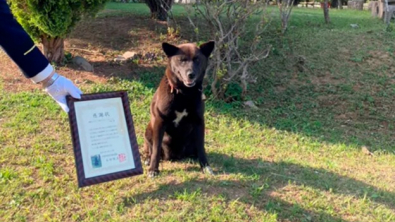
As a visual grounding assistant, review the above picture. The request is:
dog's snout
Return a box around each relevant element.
[187,72,195,80]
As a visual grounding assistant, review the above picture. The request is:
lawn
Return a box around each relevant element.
[0,2,395,221]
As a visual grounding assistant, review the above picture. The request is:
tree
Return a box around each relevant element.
[145,0,173,21]
[8,0,108,63]
[331,0,343,9]
[323,0,330,24]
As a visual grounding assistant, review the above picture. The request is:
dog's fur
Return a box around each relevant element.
[143,41,215,177]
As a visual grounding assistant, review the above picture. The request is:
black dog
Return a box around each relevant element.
[143,41,215,178]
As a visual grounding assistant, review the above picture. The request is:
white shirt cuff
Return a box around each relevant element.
[29,64,54,83]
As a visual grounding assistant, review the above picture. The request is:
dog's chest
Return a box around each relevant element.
[173,109,188,127]
[169,94,201,128]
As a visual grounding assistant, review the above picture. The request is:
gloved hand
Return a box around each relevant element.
[45,74,83,113]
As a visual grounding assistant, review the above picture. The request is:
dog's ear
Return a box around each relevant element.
[162,42,179,57]
[199,41,215,58]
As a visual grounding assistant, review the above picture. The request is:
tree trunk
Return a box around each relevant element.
[323,0,330,24]
[331,0,342,8]
[145,0,172,21]
[41,35,65,64]
[331,0,337,8]
[278,0,294,34]
[338,0,343,9]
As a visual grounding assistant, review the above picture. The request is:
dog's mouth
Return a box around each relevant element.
[183,79,196,87]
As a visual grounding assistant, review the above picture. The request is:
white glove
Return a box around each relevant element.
[45,74,83,113]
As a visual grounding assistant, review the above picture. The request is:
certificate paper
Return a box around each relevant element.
[67,91,142,187]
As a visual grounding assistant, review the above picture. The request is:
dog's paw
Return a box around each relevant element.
[203,166,214,175]
[148,170,159,178]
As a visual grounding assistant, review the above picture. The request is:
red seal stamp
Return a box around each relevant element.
[118,153,126,163]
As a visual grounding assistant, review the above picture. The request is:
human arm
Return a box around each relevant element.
[0,0,82,112]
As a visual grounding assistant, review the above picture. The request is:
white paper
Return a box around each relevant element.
[74,97,135,178]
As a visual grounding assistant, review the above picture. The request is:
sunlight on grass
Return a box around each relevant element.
[1,77,394,221]
[1,2,395,222]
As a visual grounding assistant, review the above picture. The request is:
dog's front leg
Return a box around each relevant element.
[195,119,214,175]
[148,119,165,178]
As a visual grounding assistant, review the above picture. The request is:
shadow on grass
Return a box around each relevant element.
[67,12,195,53]
[67,16,395,153]
[81,62,394,220]
[65,6,395,153]
[60,5,395,220]
[92,59,395,154]
[62,6,395,220]
[68,15,168,52]
[122,153,394,221]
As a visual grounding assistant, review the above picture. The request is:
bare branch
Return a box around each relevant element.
[277,0,295,34]
[184,0,272,99]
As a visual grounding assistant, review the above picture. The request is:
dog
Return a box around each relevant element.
[143,40,215,178]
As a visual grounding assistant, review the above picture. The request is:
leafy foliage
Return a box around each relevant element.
[8,0,108,42]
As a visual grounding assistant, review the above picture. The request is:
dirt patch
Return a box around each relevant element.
[0,50,108,93]
[365,51,395,77]
[367,51,393,64]
[310,71,344,86]
[0,15,193,93]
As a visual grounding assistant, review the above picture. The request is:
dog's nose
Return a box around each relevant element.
[187,72,195,80]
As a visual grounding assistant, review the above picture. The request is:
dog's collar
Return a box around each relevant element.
[168,81,202,95]
[168,81,180,94]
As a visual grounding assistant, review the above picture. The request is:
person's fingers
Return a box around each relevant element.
[61,104,70,113]
[45,74,82,113]
[56,96,69,113]
[76,86,83,95]
[68,87,82,99]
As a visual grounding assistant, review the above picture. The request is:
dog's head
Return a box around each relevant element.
[162,41,215,88]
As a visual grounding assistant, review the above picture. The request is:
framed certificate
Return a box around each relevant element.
[66,91,143,187]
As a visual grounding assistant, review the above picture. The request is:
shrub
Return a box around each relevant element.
[8,0,108,63]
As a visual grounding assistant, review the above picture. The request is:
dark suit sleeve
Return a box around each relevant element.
[0,0,53,83]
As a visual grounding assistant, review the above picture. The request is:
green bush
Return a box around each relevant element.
[8,0,108,63]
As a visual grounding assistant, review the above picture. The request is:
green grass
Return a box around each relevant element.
[99,2,151,17]
[1,2,395,222]
[99,2,188,17]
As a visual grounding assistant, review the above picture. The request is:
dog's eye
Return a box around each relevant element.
[180,57,188,63]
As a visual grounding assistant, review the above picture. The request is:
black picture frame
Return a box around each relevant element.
[66,91,143,188]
